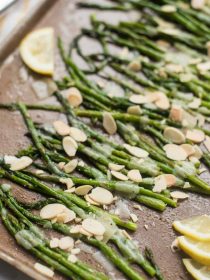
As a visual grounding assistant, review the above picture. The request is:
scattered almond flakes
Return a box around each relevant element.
[64,187,76,194]
[133,204,143,211]
[58,161,66,170]
[163,127,185,144]
[34,263,54,278]
[163,144,188,161]
[154,92,170,110]
[165,63,183,73]
[50,238,59,248]
[53,120,71,136]
[188,98,201,109]
[63,159,78,173]
[169,105,183,122]
[121,229,132,240]
[204,136,210,152]
[59,178,74,189]
[171,238,179,253]
[191,0,206,10]
[197,61,210,72]
[164,174,177,187]
[62,136,78,157]
[89,187,114,205]
[153,175,167,193]
[130,213,138,223]
[144,224,149,230]
[108,163,125,171]
[129,94,149,104]
[170,191,189,200]
[111,170,128,181]
[186,129,205,143]
[82,218,105,236]
[181,144,195,157]
[127,105,142,115]
[183,182,191,189]
[69,127,87,142]
[127,169,142,183]
[161,4,177,12]
[85,194,100,205]
[189,156,200,165]
[68,254,78,263]
[4,155,33,171]
[102,112,117,135]
[67,87,83,107]
[128,60,141,72]
[123,143,149,158]
[75,185,93,196]
[193,145,203,159]
[71,248,80,255]
[40,203,66,220]
[58,236,74,251]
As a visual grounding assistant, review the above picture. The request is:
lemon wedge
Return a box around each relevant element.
[173,215,210,241]
[178,236,210,266]
[183,259,210,280]
[19,27,54,75]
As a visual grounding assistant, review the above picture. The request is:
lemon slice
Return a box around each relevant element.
[183,259,210,280]
[178,236,210,266]
[19,27,54,75]
[173,215,210,241]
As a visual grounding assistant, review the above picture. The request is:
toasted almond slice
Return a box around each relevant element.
[59,178,74,189]
[63,208,76,223]
[183,182,191,189]
[128,60,141,71]
[63,159,78,173]
[161,4,177,12]
[123,144,149,158]
[127,105,142,115]
[40,203,66,219]
[156,39,170,49]
[108,163,125,171]
[67,87,83,107]
[193,145,203,159]
[71,248,80,255]
[197,61,210,72]
[58,236,74,251]
[188,98,201,109]
[75,185,93,196]
[163,127,185,144]
[56,212,67,224]
[34,263,54,278]
[165,64,183,73]
[129,94,149,104]
[186,129,205,143]
[82,218,105,236]
[68,254,78,263]
[111,170,128,181]
[182,111,197,128]
[64,187,76,194]
[4,155,18,165]
[85,194,100,205]
[197,114,205,127]
[95,235,104,241]
[89,187,114,205]
[191,0,206,9]
[179,73,193,83]
[153,175,167,193]
[10,156,33,171]
[69,127,87,142]
[70,225,81,234]
[122,229,132,240]
[102,112,117,135]
[164,174,177,187]
[163,144,188,161]
[53,120,71,136]
[170,191,189,200]
[130,213,138,223]
[169,106,183,122]
[181,144,195,157]
[58,161,66,170]
[50,238,59,248]
[127,169,142,183]
[155,92,170,110]
[79,226,93,237]
[189,156,200,164]
[63,136,78,157]
[204,136,210,152]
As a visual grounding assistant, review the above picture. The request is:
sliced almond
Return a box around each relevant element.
[197,61,210,72]
[79,226,93,237]
[153,175,167,193]
[129,95,149,104]
[181,144,195,157]
[204,136,210,152]
[63,159,78,173]
[71,248,80,255]
[53,120,71,136]
[8,156,33,171]
[155,92,170,110]
[165,64,183,73]
[191,0,206,10]
[64,187,76,194]
[163,127,185,144]
[193,145,203,159]
[128,60,141,72]
[59,178,74,189]
[186,129,205,143]
[161,4,177,12]
[188,98,201,109]
[123,144,149,158]
[34,263,54,278]
[163,144,188,161]
[127,169,142,182]
[164,174,177,187]
[69,127,87,142]
[50,238,59,248]
[82,218,105,236]
[127,105,142,115]
[108,163,125,171]
[63,136,78,157]
[182,111,197,128]
[183,182,191,189]
[179,73,193,83]
[89,187,114,205]
[189,156,200,165]
[58,161,66,170]
[170,191,189,200]
[40,203,66,219]
[75,185,93,196]
[58,236,74,251]
[70,225,81,234]
[85,194,100,205]
[130,213,138,223]
[102,112,117,135]
[68,254,78,263]
[67,87,83,107]
[111,170,128,181]
[169,106,183,122]
[62,208,76,223]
